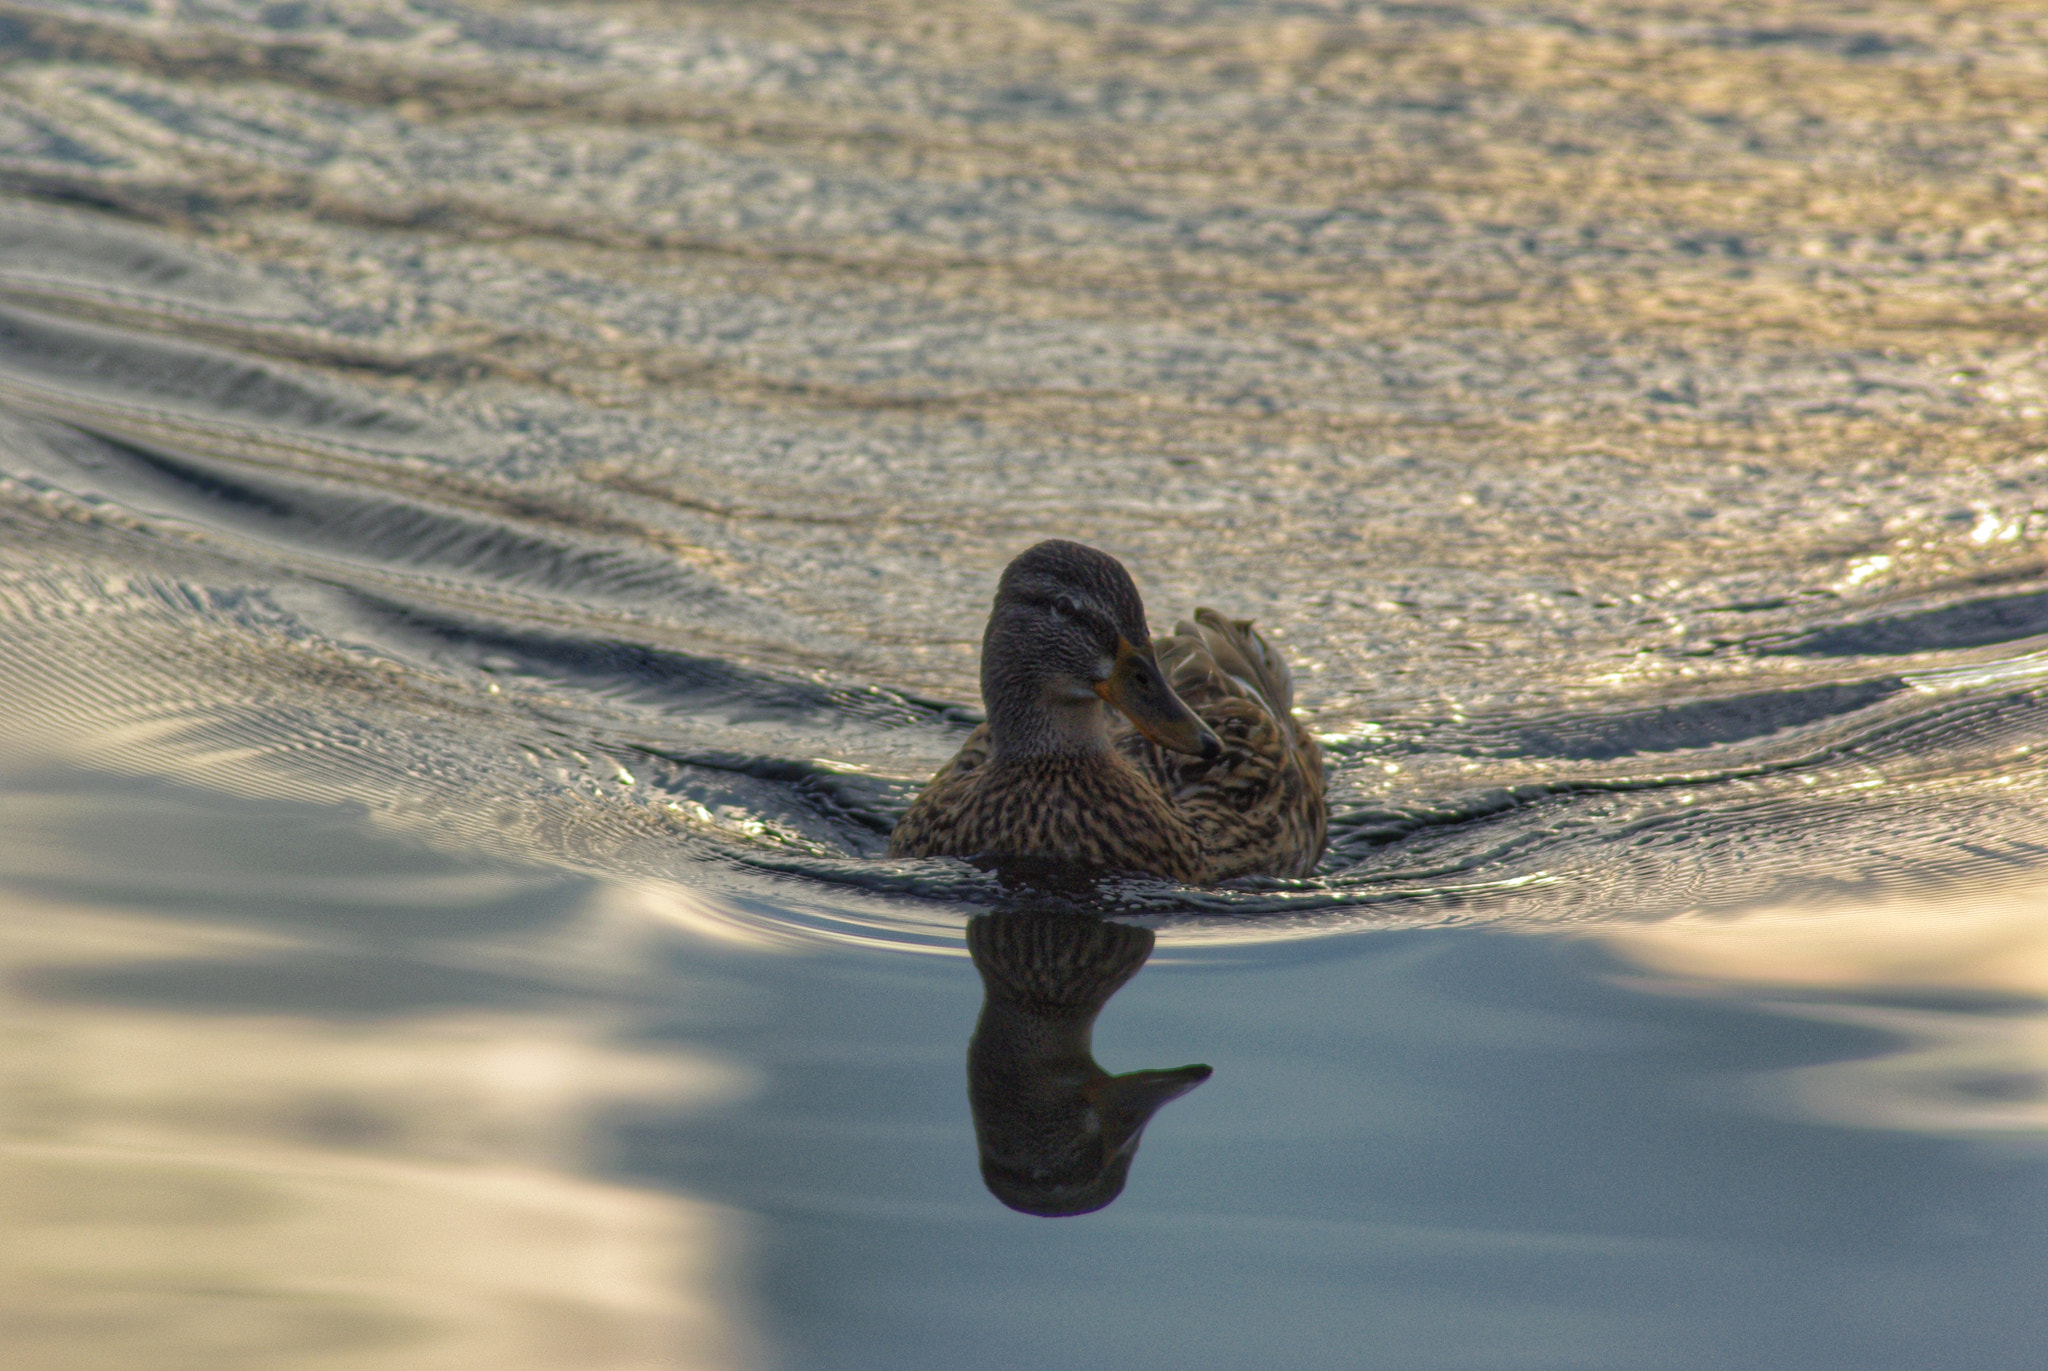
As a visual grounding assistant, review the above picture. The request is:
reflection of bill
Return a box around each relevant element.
[966,910,1211,1217]
[1602,889,2048,1143]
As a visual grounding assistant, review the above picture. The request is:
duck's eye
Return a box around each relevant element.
[1052,595,1083,621]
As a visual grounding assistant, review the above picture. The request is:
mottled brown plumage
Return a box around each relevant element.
[888,541,1326,883]
[889,740,1210,883]
[1126,608,1327,881]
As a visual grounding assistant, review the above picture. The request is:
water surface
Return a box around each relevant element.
[5,2,2048,1366]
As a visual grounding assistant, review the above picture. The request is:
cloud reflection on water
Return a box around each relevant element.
[0,880,765,1371]
[1603,888,2048,1146]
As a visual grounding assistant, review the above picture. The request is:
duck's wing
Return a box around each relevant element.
[1116,609,1327,880]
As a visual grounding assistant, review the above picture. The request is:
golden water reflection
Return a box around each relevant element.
[0,892,765,1371]
[1603,887,2048,1145]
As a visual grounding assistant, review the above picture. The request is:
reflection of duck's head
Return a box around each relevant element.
[983,540,1219,762]
[967,909,1211,1217]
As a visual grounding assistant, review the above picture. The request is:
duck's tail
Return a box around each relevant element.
[1158,608,1302,750]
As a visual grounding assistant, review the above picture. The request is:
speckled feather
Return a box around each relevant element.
[1121,609,1327,881]
[890,609,1324,883]
[888,742,1207,883]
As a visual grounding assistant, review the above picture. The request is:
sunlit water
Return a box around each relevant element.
[5,2,2048,1366]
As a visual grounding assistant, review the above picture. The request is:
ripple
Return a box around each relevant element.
[6,0,2048,957]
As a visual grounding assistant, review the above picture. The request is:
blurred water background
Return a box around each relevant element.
[5,2,2048,1367]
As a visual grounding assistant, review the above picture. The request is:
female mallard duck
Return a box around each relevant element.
[888,539,1325,883]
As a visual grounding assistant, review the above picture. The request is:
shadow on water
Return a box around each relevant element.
[1760,587,2048,658]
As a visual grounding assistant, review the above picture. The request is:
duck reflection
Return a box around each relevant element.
[966,909,1211,1216]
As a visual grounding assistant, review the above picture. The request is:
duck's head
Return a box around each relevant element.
[983,540,1220,761]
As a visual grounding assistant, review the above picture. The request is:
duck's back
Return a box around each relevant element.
[1115,610,1327,880]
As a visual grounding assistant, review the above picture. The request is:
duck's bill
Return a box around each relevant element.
[1095,640,1222,759]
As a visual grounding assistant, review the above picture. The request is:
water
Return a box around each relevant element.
[4,1,2048,1365]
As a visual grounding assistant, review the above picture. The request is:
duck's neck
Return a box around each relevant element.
[985,688,1115,763]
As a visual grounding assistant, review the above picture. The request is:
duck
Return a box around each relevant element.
[888,539,1325,883]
